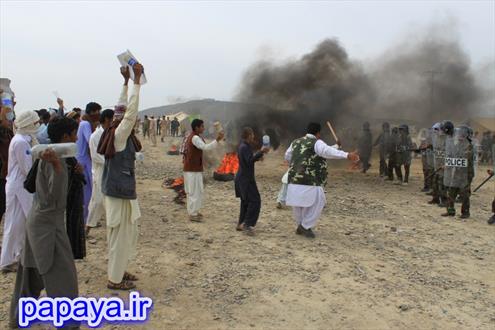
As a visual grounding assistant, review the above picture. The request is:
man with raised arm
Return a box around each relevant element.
[285,122,359,238]
[98,64,143,290]
[183,119,224,222]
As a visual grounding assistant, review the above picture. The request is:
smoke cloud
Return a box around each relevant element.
[235,21,490,144]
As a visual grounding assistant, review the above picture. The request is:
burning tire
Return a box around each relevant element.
[167,145,180,155]
[213,152,239,182]
[213,172,235,182]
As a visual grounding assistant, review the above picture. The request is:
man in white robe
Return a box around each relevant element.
[285,122,359,238]
[0,110,39,272]
[86,109,114,234]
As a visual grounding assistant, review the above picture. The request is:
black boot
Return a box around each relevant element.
[442,207,455,217]
[488,215,495,225]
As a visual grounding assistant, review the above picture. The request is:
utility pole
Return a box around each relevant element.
[424,70,441,115]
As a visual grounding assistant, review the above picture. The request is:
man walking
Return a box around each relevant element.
[142,115,149,139]
[171,117,180,137]
[160,116,167,142]
[149,115,157,146]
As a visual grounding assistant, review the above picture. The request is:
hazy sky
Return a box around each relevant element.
[1,0,494,111]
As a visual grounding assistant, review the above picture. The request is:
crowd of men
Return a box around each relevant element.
[0,62,494,327]
[141,115,181,143]
[0,64,145,328]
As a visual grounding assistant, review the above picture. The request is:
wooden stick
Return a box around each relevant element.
[326,121,339,143]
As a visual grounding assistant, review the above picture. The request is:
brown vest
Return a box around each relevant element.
[183,133,204,172]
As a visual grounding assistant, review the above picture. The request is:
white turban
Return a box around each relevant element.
[15,110,39,128]
[14,110,40,136]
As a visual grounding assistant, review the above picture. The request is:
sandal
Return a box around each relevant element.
[107,280,136,290]
[189,215,203,222]
[123,272,139,281]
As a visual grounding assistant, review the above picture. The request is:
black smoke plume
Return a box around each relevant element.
[235,23,486,147]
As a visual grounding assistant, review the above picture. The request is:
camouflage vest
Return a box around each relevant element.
[288,136,328,186]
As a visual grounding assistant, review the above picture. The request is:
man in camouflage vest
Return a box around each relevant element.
[285,123,359,238]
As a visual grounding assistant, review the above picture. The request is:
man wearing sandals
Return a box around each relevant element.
[98,64,143,290]
[183,119,224,222]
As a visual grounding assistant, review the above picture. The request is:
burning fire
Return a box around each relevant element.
[170,177,184,188]
[163,177,186,205]
[215,152,239,175]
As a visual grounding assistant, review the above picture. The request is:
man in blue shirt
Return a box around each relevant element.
[35,109,51,144]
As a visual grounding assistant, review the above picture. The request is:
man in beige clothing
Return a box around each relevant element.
[149,115,157,146]
[98,64,143,290]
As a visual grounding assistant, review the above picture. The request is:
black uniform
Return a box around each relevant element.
[373,123,390,177]
[358,122,372,173]
[395,125,414,184]
[387,127,400,180]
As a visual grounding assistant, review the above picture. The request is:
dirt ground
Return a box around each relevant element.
[0,136,494,330]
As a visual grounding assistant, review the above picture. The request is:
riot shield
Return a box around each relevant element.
[433,133,446,171]
[443,130,471,188]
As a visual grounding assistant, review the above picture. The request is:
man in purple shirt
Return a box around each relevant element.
[76,102,101,224]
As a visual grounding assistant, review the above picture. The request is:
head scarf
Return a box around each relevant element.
[14,110,39,135]
[97,119,141,159]
[14,110,39,145]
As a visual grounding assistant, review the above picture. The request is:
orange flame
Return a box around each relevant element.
[171,177,184,187]
[216,153,239,175]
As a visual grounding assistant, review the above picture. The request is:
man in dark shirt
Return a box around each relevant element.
[358,122,373,173]
[235,127,269,236]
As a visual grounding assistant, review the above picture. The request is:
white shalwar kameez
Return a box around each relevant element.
[87,126,105,228]
[276,171,289,205]
[104,84,142,283]
[184,137,218,216]
[285,134,348,230]
[0,134,33,269]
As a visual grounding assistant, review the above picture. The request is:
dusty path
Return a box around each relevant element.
[1,137,494,329]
